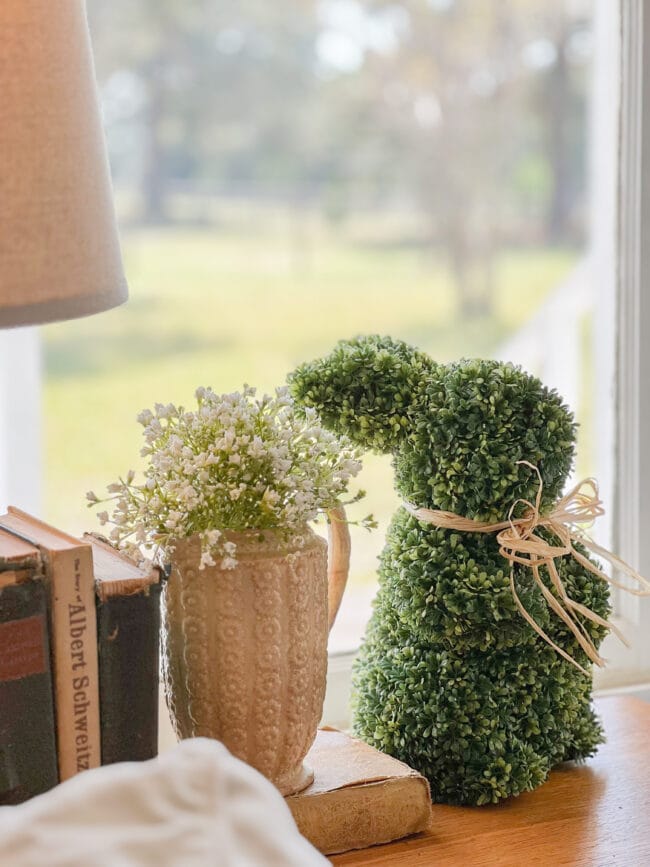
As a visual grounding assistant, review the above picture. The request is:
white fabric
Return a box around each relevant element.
[0,738,329,867]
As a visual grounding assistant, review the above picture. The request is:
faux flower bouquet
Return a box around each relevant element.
[88,385,372,569]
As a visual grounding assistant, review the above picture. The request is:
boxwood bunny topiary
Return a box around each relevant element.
[289,335,611,805]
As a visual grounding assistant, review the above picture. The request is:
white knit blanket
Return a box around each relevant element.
[0,738,328,867]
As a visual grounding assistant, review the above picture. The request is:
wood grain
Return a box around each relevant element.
[331,696,650,866]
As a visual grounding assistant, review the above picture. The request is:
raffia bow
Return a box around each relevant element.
[404,460,650,675]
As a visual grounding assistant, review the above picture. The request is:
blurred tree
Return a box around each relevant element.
[353,0,592,316]
[88,0,325,222]
[531,7,591,243]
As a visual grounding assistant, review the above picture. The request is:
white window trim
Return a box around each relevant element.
[0,327,41,515]
[597,0,650,688]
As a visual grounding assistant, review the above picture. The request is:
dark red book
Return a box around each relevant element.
[0,530,58,803]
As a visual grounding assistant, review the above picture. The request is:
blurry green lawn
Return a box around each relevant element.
[43,226,576,586]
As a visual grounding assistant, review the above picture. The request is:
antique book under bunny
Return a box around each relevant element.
[290,335,624,806]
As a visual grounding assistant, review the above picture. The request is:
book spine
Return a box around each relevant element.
[0,579,58,803]
[50,547,101,779]
[98,583,161,764]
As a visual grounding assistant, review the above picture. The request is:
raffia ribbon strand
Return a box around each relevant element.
[404,460,650,675]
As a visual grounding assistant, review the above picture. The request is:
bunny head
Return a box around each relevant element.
[289,335,576,522]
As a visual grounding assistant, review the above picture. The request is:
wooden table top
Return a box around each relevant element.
[331,695,650,866]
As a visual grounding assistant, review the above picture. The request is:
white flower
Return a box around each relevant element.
[154,455,173,472]
[137,409,154,426]
[201,529,221,545]
[144,419,163,439]
[167,435,183,455]
[96,385,366,570]
[262,488,280,507]
[199,550,216,570]
[154,402,175,419]
[248,436,265,457]
[164,510,183,530]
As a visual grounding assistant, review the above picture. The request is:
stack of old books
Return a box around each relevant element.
[0,507,162,804]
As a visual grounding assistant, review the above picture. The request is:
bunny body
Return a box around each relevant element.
[290,335,610,805]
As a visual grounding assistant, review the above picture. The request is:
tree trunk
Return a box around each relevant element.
[142,78,168,224]
[545,31,571,244]
[446,221,495,320]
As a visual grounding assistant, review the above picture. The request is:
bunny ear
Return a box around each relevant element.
[289,335,438,453]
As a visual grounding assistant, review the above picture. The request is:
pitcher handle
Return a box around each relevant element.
[327,505,351,632]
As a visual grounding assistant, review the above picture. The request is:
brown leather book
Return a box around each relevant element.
[0,508,100,781]
[84,534,162,765]
[286,728,432,855]
[0,529,58,803]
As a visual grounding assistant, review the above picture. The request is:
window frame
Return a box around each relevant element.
[596,0,650,689]
[0,327,41,516]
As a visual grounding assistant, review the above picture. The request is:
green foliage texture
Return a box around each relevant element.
[290,334,610,805]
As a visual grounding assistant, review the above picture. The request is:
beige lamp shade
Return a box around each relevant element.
[0,1,128,327]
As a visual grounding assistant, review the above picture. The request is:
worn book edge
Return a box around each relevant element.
[286,728,432,856]
[0,569,34,590]
[0,527,42,570]
[83,533,161,601]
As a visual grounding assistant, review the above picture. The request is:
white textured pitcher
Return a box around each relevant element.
[162,510,350,796]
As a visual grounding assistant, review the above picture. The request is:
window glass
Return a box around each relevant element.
[44,0,605,652]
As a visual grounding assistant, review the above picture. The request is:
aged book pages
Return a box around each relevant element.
[286,728,431,855]
[83,533,160,601]
[0,509,101,781]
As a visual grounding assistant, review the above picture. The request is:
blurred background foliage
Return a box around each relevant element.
[45,0,594,649]
[87,0,591,313]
